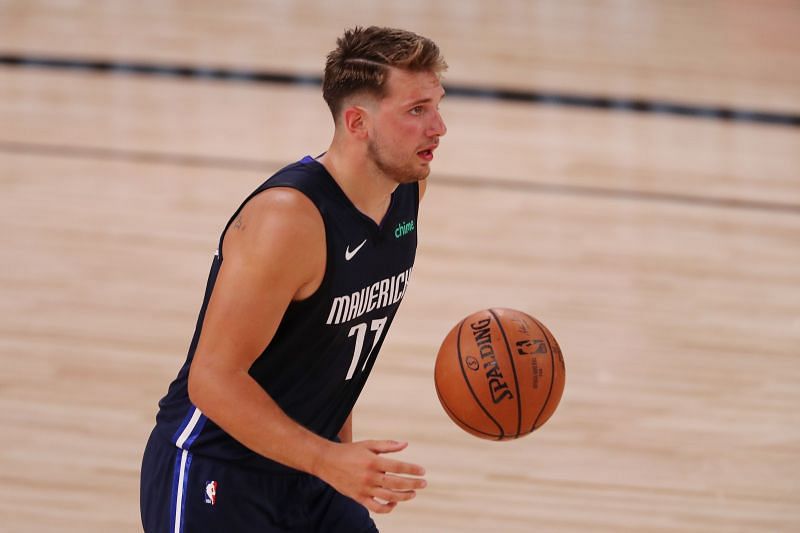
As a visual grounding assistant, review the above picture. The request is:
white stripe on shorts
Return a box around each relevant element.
[174,449,189,533]
[175,407,203,449]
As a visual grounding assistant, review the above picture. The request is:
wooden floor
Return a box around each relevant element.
[1,1,799,531]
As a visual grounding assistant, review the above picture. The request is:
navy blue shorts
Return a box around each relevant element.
[140,429,378,533]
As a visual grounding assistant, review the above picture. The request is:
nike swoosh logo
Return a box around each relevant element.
[345,239,367,261]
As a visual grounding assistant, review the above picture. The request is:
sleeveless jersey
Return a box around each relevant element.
[153,156,419,472]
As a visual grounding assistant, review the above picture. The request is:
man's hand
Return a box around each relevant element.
[314,440,427,514]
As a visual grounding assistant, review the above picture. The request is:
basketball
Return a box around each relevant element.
[434,308,566,440]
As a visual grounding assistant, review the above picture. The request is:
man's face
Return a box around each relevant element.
[366,68,447,184]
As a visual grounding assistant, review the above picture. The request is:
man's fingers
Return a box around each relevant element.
[362,497,398,514]
[373,487,417,503]
[376,456,426,477]
[339,439,426,514]
[362,440,426,476]
[361,487,416,514]
[379,472,427,491]
[366,439,408,454]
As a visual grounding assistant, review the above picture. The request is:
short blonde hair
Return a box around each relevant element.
[322,26,447,121]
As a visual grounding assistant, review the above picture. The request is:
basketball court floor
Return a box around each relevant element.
[1,1,798,531]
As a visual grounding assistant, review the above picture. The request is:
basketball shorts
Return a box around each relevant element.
[140,428,378,533]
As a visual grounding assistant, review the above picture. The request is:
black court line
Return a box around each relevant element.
[3,140,799,215]
[1,53,799,128]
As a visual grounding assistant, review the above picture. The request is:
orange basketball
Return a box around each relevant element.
[434,308,565,440]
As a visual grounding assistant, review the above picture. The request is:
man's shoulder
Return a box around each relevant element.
[248,156,330,206]
[243,185,321,228]
[222,185,324,274]
[265,156,326,185]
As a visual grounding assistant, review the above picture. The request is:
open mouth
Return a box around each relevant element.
[417,149,434,161]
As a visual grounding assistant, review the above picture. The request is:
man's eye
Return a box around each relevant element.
[410,106,423,115]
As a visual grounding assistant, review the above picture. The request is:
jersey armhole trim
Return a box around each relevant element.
[216,183,332,306]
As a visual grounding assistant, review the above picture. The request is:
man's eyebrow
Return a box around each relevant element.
[406,97,433,106]
[405,91,446,107]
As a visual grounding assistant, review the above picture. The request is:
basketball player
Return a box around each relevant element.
[140,26,447,532]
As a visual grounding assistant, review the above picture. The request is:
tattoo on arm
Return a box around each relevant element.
[233,215,245,231]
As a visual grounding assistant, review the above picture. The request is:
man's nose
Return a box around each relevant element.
[428,110,447,137]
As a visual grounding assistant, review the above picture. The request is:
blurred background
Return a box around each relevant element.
[1,1,798,531]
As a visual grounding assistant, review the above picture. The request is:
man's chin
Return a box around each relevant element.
[414,164,432,181]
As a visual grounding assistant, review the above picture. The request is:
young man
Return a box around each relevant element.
[140,26,447,532]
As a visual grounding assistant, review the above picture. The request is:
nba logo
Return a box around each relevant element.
[516,339,547,356]
[204,480,217,506]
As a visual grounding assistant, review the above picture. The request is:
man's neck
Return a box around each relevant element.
[318,145,397,225]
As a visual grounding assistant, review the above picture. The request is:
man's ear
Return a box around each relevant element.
[342,105,371,140]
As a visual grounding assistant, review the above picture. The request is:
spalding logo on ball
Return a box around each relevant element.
[434,308,565,440]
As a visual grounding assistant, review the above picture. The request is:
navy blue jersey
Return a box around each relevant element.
[153,156,419,473]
